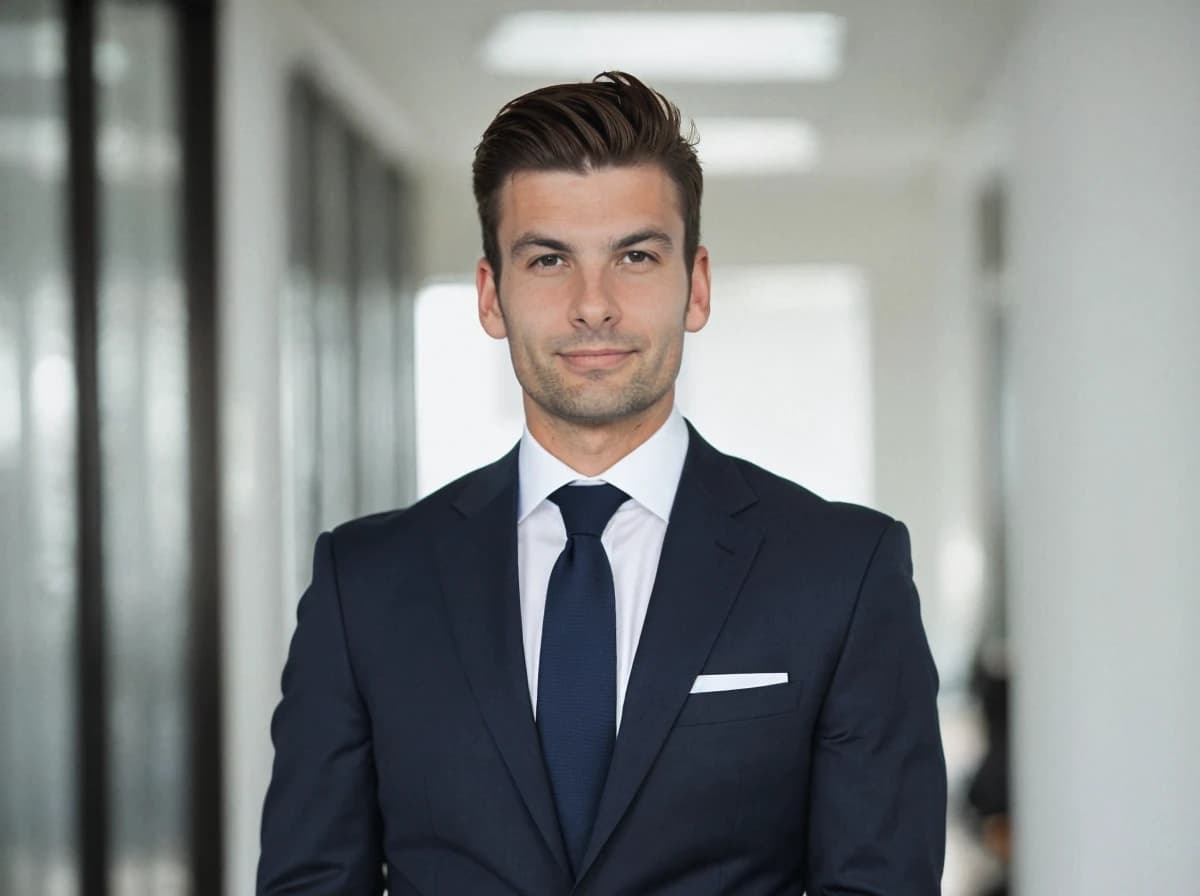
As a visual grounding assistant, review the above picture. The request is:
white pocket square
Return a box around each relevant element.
[689,672,788,694]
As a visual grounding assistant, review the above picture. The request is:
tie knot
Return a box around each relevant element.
[550,483,628,537]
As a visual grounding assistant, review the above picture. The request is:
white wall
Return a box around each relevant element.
[943,0,1200,890]
[676,264,874,507]
[1002,1,1200,892]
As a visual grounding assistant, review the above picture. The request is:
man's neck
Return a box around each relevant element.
[524,394,674,477]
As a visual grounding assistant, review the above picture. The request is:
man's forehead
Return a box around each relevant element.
[495,164,685,238]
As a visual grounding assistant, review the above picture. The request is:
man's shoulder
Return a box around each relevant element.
[327,450,515,556]
[711,445,895,547]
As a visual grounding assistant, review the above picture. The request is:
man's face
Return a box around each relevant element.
[476,164,710,431]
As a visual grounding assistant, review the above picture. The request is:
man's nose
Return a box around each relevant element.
[569,270,620,329]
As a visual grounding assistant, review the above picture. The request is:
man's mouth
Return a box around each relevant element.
[558,348,635,371]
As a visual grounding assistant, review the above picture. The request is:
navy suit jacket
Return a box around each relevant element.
[258,425,946,894]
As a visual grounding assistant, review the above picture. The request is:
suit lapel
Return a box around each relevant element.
[435,448,570,875]
[575,428,763,882]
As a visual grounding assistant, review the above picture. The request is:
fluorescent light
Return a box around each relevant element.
[693,118,820,175]
[481,12,846,82]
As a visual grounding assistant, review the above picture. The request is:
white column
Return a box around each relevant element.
[219,2,288,893]
[1008,1,1200,893]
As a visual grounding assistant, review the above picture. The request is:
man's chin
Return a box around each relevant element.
[533,390,667,429]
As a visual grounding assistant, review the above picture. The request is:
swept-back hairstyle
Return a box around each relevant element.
[472,71,702,281]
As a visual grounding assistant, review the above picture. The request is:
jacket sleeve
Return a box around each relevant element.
[805,520,947,895]
[257,531,385,895]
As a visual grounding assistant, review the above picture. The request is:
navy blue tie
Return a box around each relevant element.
[537,483,628,874]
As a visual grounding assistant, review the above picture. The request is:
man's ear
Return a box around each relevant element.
[685,245,712,334]
[477,258,507,339]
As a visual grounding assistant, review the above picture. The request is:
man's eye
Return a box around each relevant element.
[624,250,652,264]
[532,255,563,268]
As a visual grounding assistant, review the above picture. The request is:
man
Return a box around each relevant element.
[259,71,946,895]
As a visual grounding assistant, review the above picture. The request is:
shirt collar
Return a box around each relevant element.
[517,406,689,524]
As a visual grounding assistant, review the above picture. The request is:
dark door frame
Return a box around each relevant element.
[64,0,222,892]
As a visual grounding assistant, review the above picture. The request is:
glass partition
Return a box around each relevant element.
[95,3,190,892]
[1,2,216,892]
[0,2,80,893]
[284,75,417,604]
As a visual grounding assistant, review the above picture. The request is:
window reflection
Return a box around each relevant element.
[95,3,189,893]
[0,1,79,892]
[284,76,417,604]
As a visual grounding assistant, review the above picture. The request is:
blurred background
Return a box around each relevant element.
[1,0,1197,894]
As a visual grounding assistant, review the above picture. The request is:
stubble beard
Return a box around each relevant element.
[518,344,680,429]
[496,280,691,429]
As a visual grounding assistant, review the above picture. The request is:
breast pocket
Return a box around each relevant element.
[674,681,799,727]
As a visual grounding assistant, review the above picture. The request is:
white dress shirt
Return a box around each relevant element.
[517,407,689,730]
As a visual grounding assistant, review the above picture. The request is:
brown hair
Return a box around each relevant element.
[472,71,702,281]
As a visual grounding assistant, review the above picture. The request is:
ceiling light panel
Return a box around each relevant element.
[481,12,846,82]
[693,118,820,175]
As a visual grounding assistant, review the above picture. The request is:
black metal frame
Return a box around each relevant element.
[65,1,107,892]
[179,1,224,892]
[64,0,222,892]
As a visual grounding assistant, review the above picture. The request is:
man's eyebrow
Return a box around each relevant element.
[510,233,574,259]
[612,229,674,252]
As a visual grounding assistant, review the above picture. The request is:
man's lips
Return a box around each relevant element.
[557,348,635,371]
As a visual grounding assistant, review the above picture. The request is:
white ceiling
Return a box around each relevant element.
[296,0,1028,179]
